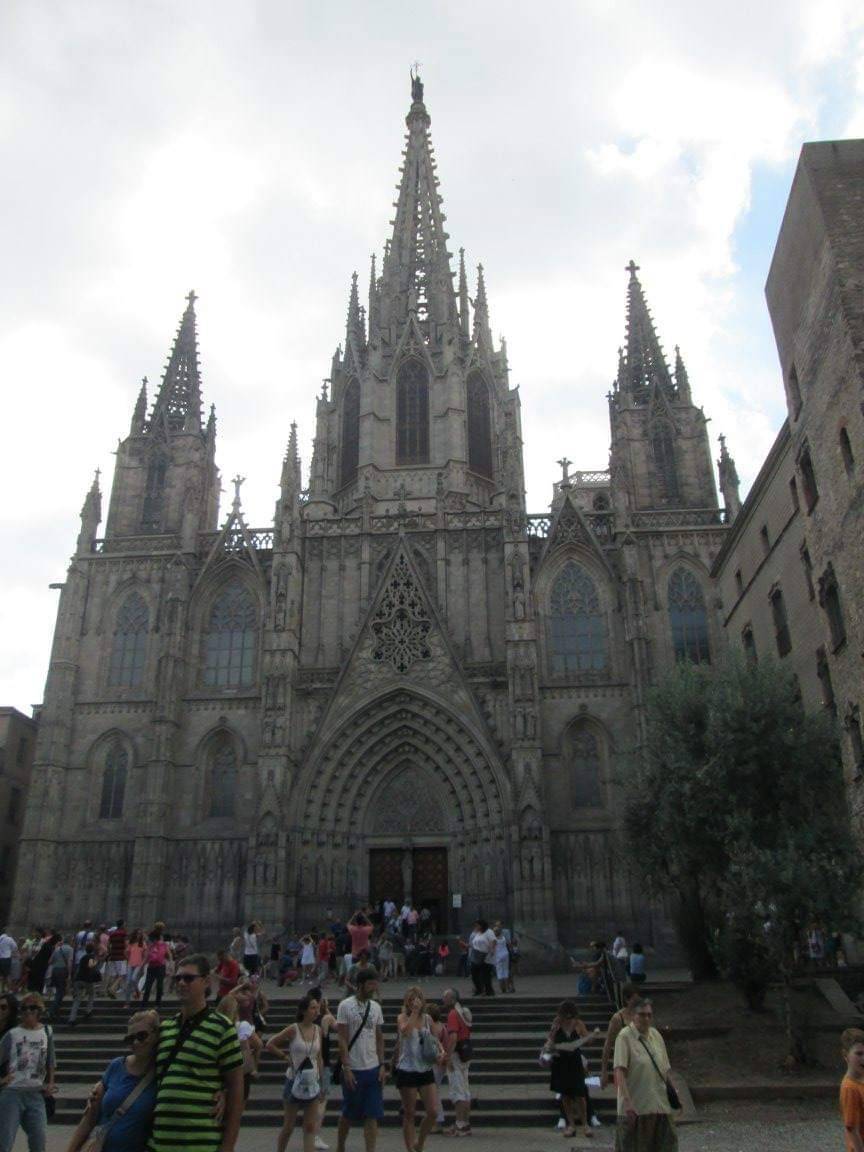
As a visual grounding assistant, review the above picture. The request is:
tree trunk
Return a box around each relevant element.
[675,882,719,981]
[779,976,807,1067]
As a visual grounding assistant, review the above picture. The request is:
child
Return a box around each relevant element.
[436,940,450,976]
[840,1027,864,1152]
[629,941,646,984]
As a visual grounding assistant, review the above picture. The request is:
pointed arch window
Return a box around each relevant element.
[467,372,493,479]
[99,740,128,820]
[396,359,429,465]
[548,562,607,676]
[203,584,257,687]
[208,735,237,819]
[668,568,711,663]
[141,451,167,532]
[340,378,360,486]
[652,424,679,503]
[565,722,604,808]
[108,592,149,687]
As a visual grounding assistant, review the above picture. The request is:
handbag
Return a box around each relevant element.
[332,1000,371,1086]
[638,1035,682,1111]
[81,1067,155,1151]
[419,1025,439,1066]
[291,1056,321,1101]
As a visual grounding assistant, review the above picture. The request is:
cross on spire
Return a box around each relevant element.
[186,289,197,307]
[557,457,572,486]
[625,260,640,277]
[231,473,246,509]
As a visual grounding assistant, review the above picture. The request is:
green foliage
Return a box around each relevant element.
[625,654,860,1006]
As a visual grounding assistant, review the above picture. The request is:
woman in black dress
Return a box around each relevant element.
[543,999,599,1139]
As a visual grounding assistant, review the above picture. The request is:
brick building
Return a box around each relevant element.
[713,140,864,806]
[0,708,36,924]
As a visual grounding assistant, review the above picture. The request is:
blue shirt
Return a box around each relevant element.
[629,953,645,975]
[99,1056,156,1152]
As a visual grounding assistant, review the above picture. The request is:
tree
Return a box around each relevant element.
[624,656,861,1037]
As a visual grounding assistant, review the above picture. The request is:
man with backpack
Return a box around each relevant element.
[68,941,101,1025]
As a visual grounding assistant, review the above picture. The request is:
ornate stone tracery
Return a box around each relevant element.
[371,554,432,673]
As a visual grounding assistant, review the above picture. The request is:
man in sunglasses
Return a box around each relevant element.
[147,955,244,1152]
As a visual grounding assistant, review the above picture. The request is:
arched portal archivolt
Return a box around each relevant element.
[367,762,448,836]
[298,690,509,837]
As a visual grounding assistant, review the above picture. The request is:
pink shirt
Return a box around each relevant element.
[146,940,169,966]
[347,924,373,958]
[128,943,145,967]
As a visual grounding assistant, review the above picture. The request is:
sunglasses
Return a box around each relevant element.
[175,973,203,984]
[124,1031,152,1044]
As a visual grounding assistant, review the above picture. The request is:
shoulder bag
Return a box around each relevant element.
[638,1035,681,1111]
[453,1005,473,1063]
[332,1000,371,1085]
[81,1066,155,1152]
[290,1025,321,1101]
[158,1008,213,1084]
[419,1017,439,1066]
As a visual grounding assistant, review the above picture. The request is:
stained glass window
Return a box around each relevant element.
[108,592,149,687]
[467,372,493,479]
[209,737,237,818]
[141,452,167,532]
[396,359,429,465]
[652,425,679,503]
[341,378,360,486]
[668,568,711,663]
[548,562,607,675]
[567,725,603,807]
[203,584,257,687]
[99,740,128,819]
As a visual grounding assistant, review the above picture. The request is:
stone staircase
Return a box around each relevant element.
[50,991,618,1129]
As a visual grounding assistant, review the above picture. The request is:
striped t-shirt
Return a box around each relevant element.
[148,1008,242,1152]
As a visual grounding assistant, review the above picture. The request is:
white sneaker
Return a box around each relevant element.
[556,1118,566,1130]
[590,1116,602,1127]
[314,1139,329,1150]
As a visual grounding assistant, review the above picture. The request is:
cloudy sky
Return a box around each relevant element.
[2,0,863,712]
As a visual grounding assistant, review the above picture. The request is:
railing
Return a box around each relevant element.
[526,512,615,542]
[629,508,725,529]
[92,534,178,554]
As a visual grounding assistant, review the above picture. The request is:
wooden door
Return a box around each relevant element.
[369,849,404,907]
[412,847,448,933]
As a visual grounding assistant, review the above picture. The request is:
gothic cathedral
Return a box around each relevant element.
[12,78,738,948]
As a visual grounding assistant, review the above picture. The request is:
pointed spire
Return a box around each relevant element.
[346,271,361,339]
[472,263,493,350]
[131,376,148,435]
[619,262,675,405]
[717,434,741,521]
[77,469,102,553]
[674,344,692,402]
[150,291,204,435]
[378,73,457,335]
[368,253,379,334]
[458,248,470,339]
[281,421,302,494]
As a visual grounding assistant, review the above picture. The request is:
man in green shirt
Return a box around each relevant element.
[148,954,244,1152]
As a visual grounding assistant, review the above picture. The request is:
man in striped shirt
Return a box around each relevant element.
[148,954,244,1152]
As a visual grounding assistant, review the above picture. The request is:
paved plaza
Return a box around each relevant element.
[17,1100,839,1151]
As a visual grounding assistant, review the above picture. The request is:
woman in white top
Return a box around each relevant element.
[299,935,316,982]
[266,994,324,1152]
[394,986,443,1152]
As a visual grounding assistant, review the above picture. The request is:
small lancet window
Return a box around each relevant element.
[396,359,430,465]
[668,568,711,664]
[108,592,149,687]
[340,378,360,486]
[141,452,167,532]
[651,424,680,503]
[99,740,128,820]
[467,372,493,479]
[565,723,605,808]
[203,584,258,687]
[208,736,238,819]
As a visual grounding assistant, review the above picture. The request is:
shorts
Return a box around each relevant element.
[341,1066,384,1122]
[244,954,260,975]
[0,959,11,978]
[448,1054,471,1103]
[394,1068,434,1088]
[105,960,128,977]
[320,1067,333,1095]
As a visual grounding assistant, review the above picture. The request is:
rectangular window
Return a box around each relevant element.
[15,739,28,767]
[770,587,791,658]
[849,707,864,775]
[798,446,818,512]
[7,788,20,826]
[816,647,836,715]
[734,569,743,596]
[800,544,815,600]
[760,525,770,555]
[789,477,799,512]
[741,625,757,665]
[820,573,847,651]
[0,846,10,882]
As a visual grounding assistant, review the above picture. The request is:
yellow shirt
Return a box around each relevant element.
[613,1023,672,1116]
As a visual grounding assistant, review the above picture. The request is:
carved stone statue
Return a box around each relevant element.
[401,848,413,902]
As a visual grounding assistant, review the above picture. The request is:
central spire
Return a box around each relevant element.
[616,261,676,406]
[377,73,458,335]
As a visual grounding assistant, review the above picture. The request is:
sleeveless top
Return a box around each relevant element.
[397,1015,432,1072]
[288,1023,321,1076]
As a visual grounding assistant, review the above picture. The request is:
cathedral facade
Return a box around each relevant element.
[11,80,738,949]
